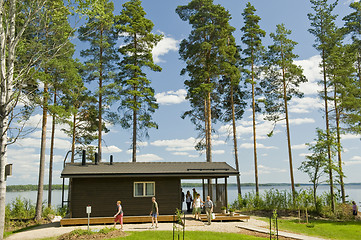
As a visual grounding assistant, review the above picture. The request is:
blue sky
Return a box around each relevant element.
[8,0,361,186]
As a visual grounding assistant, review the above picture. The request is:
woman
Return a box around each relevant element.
[114,200,123,230]
[352,201,358,217]
[193,194,204,220]
[186,190,192,212]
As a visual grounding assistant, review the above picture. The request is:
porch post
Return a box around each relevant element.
[202,178,205,202]
[225,177,228,212]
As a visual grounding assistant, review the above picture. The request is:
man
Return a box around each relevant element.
[150,196,159,228]
[204,195,213,225]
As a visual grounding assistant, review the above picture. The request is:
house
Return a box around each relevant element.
[61,160,239,218]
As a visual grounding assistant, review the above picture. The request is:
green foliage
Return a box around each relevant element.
[176,0,239,159]
[6,184,68,192]
[299,129,339,207]
[262,24,307,123]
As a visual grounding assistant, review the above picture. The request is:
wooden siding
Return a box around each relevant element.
[70,177,181,218]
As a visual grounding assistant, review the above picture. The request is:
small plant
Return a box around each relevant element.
[221,206,226,210]
[306,223,315,228]
[229,208,235,212]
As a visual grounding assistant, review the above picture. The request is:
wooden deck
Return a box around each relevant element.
[60,213,249,226]
[60,215,175,226]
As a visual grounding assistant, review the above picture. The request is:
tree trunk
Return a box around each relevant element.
[132,97,137,162]
[334,85,345,203]
[48,91,57,208]
[71,113,76,163]
[35,83,48,221]
[206,80,212,163]
[322,49,335,212]
[251,57,259,196]
[98,26,104,162]
[282,58,296,200]
[230,86,241,196]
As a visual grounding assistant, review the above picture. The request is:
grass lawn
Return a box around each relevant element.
[275,218,361,240]
[38,231,268,240]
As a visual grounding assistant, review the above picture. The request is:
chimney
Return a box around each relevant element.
[110,155,113,165]
[82,150,86,166]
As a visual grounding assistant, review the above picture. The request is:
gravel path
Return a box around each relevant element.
[5,217,325,240]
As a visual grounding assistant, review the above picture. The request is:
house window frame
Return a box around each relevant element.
[133,181,155,197]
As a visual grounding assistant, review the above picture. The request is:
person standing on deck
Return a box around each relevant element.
[181,188,185,210]
[150,197,159,228]
[114,200,123,230]
[186,190,192,212]
[193,194,203,220]
[204,196,214,225]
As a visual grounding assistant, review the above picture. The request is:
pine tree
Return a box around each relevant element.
[115,0,162,162]
[240,2,266,196]
[326,42,354,204]
[33,0,75,221]
[176,0,237,162]
[342,2,361,135]
[78,0,119,162]
[308,0,339,211]
[298,129,336,207]
[262,24,307,200]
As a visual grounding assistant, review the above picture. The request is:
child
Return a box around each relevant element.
[114,200,123,230]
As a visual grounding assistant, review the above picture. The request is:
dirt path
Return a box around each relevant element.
[5,217,325,240]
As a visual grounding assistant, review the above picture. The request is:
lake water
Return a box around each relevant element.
[5,185,361,208]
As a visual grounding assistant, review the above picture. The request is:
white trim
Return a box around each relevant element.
[133,181,155,197]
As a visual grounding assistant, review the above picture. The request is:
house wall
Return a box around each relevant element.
[70,177,181,217]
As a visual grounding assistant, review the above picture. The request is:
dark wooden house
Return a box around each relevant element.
[61,161,238,218]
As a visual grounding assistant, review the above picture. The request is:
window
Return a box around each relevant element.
[134,182,155,197]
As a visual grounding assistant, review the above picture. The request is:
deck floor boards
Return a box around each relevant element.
[60,214,249,226]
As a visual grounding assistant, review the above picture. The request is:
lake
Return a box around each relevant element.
[5,185,361,208]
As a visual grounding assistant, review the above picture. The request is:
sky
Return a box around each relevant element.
[7,0,361,187]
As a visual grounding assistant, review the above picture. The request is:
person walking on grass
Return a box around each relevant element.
[352,201,358,218]
[114,200,123,230]
[150,197,159,228]
[193,193,203,220]
[204,196,213,225]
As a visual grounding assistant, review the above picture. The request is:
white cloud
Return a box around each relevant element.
[137,154,163,162]
[155,89,187,105]
[289,118,315,125]
[299,153,312,157]
[239,143,278,149]
[102,145,122,154]
[344,156,361,166]
[151,137,197,152]
[341,133,361,140]
[213,150,225,155]
[152,35,179,63]
[289,97,323,114]
[172,152,188,156]
[258,165,287,174]
[219,116,278,139]
[292,143,307,150]
[15,137,71,150]
[294,55,323,95]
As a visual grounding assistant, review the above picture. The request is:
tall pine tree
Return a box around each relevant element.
[78,0,119,162]
[262,24,307,200]
[308,0,339,211]
[115,0,162,162]
[176,0,238,162]
[240,2,266,196]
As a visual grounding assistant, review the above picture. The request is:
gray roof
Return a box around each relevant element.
[61,161,238,179]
